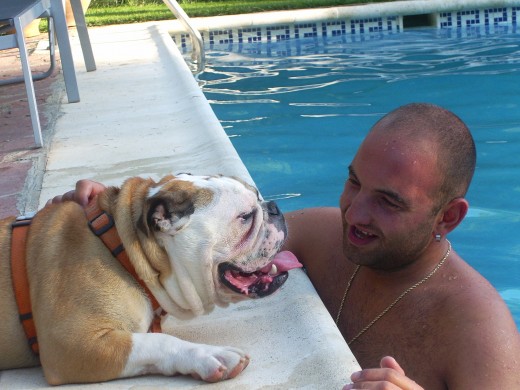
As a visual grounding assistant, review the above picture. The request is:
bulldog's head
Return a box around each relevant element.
[138,174,302,317]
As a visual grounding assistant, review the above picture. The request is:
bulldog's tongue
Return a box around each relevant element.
[262,251,302,273]
[222,251,303,296]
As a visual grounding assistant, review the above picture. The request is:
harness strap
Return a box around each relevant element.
[9,201,163,354]
[84,200,163,332]
[11,217,39,355]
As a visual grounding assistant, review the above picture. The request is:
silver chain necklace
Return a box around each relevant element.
[335,240,451,346]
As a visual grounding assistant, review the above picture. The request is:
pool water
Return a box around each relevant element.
[198,26,520,327]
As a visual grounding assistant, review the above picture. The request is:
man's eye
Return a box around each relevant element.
[382,197,401,210]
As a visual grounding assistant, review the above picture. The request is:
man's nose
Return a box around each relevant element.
[344,193,371,226]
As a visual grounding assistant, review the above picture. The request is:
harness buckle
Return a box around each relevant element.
[88,212,115,236]
[12,212,36,228]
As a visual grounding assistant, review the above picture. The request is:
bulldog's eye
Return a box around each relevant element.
[239,210,255,222]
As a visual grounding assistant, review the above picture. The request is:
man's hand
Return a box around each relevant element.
[46,179,107,207]
[343,356,424,390]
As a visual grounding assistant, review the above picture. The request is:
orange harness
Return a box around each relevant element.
[11,203,163,356]
[10,217,39,355]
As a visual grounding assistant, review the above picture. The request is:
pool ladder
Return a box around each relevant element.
[162,0,205,74]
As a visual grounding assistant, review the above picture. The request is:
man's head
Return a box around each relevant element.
[370,103,476,211]
[340,103,476,269]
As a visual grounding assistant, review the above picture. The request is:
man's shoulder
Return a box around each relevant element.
[283,207,343,260]
[427,255,520,387]
[439,254,510,322]
[438,257,517,347]
[283,207,349,312]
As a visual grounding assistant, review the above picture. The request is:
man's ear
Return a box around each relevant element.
[436,197,469,236]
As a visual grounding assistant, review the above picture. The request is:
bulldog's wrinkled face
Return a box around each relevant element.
[140,174,301,316]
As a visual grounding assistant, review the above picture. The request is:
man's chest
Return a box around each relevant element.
[342,294,448,390]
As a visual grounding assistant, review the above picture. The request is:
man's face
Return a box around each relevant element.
[339,130,442,270]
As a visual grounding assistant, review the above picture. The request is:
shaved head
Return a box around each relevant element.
[369,103,476,209]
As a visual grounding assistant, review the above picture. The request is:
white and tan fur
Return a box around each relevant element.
[0,174,291,385]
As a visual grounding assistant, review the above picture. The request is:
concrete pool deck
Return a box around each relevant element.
[0,21,360,388]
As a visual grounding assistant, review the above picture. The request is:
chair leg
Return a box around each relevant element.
[0,20,55,87]
[50,0,80,103]
[13,17,43,148]
[70,0,96,72]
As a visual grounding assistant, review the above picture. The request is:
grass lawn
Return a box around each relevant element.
[84,0,396,26]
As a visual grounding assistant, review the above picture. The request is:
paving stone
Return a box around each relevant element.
[0,33,62,218]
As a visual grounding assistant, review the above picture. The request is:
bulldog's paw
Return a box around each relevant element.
[188,345,250,382]
[122,333,249,382]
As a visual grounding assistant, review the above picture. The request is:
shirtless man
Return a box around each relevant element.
[283,103,520,389]
[50,103,520,389]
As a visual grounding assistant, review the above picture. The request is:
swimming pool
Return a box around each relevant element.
[197,25,520,327]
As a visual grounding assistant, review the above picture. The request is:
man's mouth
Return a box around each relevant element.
[349,226,378,245]
[218,251,302,298]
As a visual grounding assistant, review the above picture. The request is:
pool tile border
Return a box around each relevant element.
[440,6,519,28]
[175,16,403,48]
[171,4,520,50]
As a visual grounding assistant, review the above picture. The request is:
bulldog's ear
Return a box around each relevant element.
[138,192,195,236]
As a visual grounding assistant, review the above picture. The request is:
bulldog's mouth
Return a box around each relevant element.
[219,251,302,298]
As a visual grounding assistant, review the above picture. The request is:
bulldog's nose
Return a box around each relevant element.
[266,201,281,216]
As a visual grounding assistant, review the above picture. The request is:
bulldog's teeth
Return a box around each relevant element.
[268,264,278,276]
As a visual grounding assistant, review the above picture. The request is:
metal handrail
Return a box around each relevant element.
[162,0,205,74]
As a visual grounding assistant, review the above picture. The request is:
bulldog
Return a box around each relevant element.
[0,174,302,385]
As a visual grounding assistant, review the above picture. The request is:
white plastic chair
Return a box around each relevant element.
[0,0,96,148]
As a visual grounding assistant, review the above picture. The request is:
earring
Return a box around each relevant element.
[435,233,441,242]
